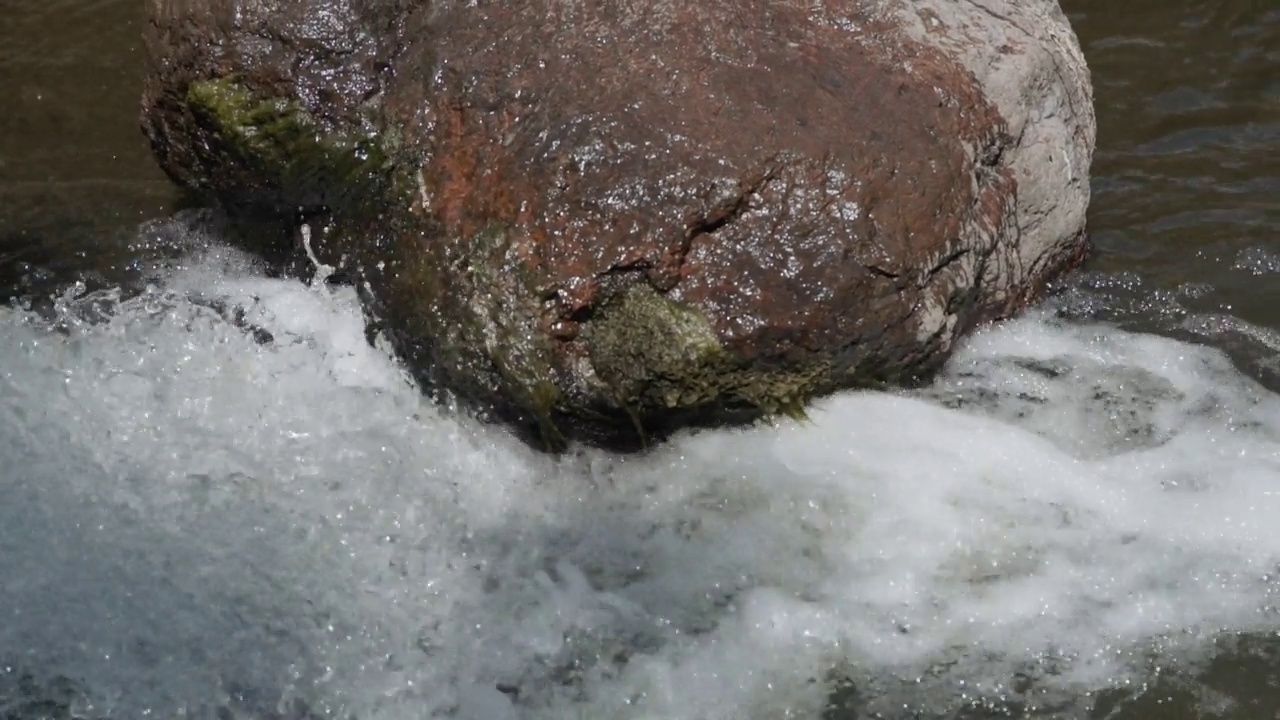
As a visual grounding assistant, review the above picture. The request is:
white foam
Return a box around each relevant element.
[2,247,1279,718]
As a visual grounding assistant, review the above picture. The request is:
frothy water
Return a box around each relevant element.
[3,243,1280,718]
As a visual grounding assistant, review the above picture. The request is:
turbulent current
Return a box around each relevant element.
[0,0,1276,714]
[3,233,1280,719]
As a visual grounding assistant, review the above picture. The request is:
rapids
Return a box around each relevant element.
[3,235,1280,719]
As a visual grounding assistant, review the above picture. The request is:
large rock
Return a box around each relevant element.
[141,0,1094,450]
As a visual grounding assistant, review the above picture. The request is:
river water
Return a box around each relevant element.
[0,1,1277,718]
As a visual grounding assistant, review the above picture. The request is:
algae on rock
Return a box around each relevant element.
[586,284,820,437]
[184,77,407,223]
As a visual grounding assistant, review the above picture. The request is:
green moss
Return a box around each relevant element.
[185,77,408,218]
[586,284,829,430]
[587,285,727,406]
[527,377,567,450]
[778,397,812,424]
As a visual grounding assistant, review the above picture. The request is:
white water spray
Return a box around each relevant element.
[300,222,336,290]
[2,243,1279,718]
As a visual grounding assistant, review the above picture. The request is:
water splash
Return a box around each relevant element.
[300,222,337,290]
[2,246,1280,718]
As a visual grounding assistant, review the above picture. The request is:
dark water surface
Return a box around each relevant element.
[1069,0,1280,331]
[0,0,180,293]
[1,1,1278,718]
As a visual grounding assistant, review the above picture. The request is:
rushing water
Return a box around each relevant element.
[1,0,1278,718]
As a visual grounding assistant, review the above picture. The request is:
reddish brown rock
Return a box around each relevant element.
[141,0,1095,450]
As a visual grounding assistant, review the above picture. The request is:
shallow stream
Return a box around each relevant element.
[0,1,1277,718]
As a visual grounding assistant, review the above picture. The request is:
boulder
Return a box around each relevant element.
[141,0,1094,450]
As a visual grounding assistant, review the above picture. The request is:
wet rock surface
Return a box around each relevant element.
[141,0,1094,450]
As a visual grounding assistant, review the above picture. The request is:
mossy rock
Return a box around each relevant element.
[184,77,408,224]
[587,284,730,410]
[141,0,1093,454]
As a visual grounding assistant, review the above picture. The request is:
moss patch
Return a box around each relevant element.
[588,285,728,408]
[185,77,407,218]
[586,284,828,437]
